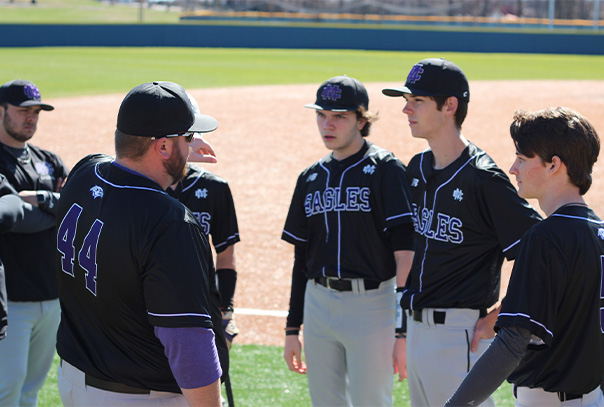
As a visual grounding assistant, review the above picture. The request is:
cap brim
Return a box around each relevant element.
[304,103,355,112]
[189,113,218,133]
[383,86,442,98]
[19,100,54,111]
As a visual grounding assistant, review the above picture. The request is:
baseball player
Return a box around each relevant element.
[168,93,240,350]
[382,58,542,407]
[446,107,604,407]
[0,79,69,407]
[282,75,415,406]
[55,81,227,406]
[0,174,25,341]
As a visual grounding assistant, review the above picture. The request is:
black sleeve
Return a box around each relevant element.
[9,202,54,233]
[389,222,415,252]
[286,243,308,329]
[216,268,237,310]
[445,326,531,407]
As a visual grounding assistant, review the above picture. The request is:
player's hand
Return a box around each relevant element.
[221,316,239,350]
[393,337,407,381]
[284,335,306,374]
[471,306,500,352]
[18,190,38,207]
[188,135,217,163]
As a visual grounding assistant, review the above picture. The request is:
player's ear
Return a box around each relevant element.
[154,138,172,159]
[549,155,564,174]
[445,96,458,116]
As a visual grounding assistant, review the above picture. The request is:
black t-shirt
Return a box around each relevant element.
[56,154,221,393]
[497,205,604,394]
[402,143,542,310]
[167,165,240,253]
[0,142,69,301]
[282,141,413,281]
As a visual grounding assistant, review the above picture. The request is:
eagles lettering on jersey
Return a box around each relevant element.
[304,186,370,216]
[411,203,463,244]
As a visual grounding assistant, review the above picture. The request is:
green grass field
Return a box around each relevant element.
[0,47,603,99]
[39,346,515,406]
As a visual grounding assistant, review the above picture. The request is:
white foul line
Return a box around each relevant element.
[236,308,288,317]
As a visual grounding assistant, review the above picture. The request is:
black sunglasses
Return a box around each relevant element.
[151,132,196,143]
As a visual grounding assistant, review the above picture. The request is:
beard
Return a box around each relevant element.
[163,141,188,185]
[3,112,35,143]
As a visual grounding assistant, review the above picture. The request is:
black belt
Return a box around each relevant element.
[513,384,583,402]
[85,374,150,395]
[314,276,381,292]
[411,309,446,324]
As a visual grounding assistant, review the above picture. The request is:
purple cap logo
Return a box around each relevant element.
[406,64,424,85]
[321,84,342,102]
[23,83,41,101]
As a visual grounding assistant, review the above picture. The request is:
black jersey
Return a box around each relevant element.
[167,165,240,253]
[282,141,413,281]
[0,142,69,301]
[0,174,21,340]
[402,143,541,311]
[56,154,219,393]
[497,205,604,394]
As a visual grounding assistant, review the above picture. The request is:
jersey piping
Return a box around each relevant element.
[95,162,168,195]
[147,311,212,318]
[413,150,484,308]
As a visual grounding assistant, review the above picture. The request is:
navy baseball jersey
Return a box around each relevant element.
[0,142,69,301]
[56,154,222,393]
[497,205,604,394]
[282,140,413,281]
[167,165,240,253]
[402,142,541,311]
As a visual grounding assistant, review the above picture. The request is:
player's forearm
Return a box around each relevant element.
[286,244,308,329]
[181,379,221,407]
[394,249,414,288]
[445,326,530,406]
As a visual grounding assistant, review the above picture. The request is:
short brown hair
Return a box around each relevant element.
[114,129,155,160]
[510,107,600,195]
[432,95,468,129]
[356,107,379,138]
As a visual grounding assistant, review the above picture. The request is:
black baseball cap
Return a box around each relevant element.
[0,79,54,111]
[305,75,369,112]
[117,81,218,138]
[382,58,470,103]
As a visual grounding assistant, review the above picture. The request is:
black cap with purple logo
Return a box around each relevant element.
[0,79,54,111]
[117,81,218,138]
[305,75,369,112]
[382,58,470,103]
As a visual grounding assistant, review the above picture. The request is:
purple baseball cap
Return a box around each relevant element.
[0,79,54,111]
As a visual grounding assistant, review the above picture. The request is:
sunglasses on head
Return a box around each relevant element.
[151,132,196,143]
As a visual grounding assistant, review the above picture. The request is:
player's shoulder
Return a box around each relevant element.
[365,142,403,164]
[182,165,229,188]
[70,154,112,174]
[27,143,65,162]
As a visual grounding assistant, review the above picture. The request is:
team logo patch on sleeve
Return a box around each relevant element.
[363,164,376,175]
[195,188,208,199]
[90,185,104,199]
[453,188,464,202]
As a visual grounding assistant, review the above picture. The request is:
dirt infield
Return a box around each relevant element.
[35,80,604,347]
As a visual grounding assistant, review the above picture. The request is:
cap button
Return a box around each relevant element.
[152,81,159,85]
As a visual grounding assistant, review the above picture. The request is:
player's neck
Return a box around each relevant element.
[539,189,585,217]
[428,132,468,170]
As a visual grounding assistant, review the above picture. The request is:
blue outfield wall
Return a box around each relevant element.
[0,23,603,55]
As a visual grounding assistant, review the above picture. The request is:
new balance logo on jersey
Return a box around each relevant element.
[411,178,419,187]
[363,164,376,175]
[321,84,342,102]
[598,228,604,240]
[304,187,370,217]
[195,188,208,199]
[412,203,463,244]
[453,188,463,202]
[407,64,424,84]
[307,173,318,182]
[90,186,103,199]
